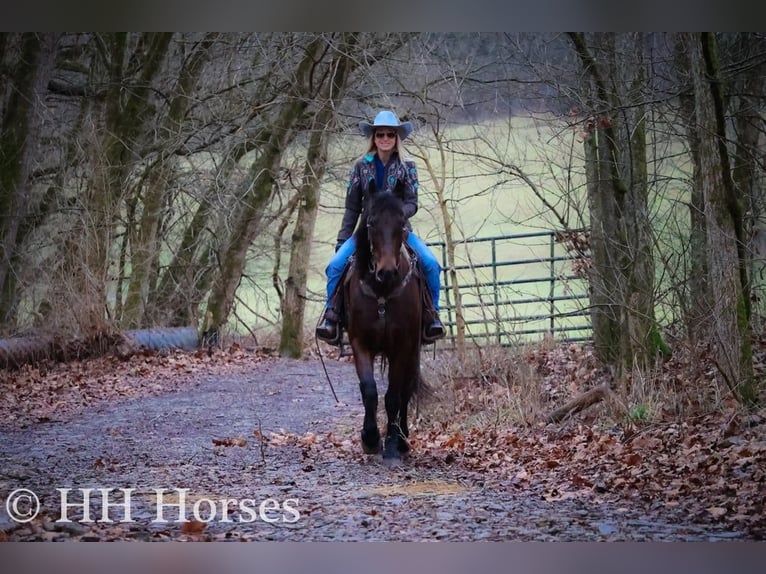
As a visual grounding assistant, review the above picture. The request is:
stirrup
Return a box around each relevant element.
[422,320,445,343]
[316,319,340,345]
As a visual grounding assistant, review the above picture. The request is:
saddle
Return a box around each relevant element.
[322,245,440,346]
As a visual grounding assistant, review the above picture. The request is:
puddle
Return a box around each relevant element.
[359,480,469,498]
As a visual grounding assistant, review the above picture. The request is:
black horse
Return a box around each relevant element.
[344,183,426,461]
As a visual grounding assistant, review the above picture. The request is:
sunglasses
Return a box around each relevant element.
[374,131,397,139]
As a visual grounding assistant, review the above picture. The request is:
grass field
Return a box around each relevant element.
[236,115,593,343]
[228,111,756,345]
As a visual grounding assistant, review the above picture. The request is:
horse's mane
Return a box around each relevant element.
[353,219,372,277]
[353,188,405,279]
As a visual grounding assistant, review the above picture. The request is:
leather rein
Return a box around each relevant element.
[359,241,416,319]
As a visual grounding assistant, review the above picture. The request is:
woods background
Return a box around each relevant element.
[2,32,765,404]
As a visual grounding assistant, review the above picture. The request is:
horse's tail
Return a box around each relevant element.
[412,368,434,426]
[415,367,433,400]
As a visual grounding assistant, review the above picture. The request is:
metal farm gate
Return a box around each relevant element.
[428,230,591,347]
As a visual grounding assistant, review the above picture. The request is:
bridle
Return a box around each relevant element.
[361,219,416,318]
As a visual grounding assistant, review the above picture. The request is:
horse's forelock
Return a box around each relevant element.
[369,191,405,222]
[354,192,405,277]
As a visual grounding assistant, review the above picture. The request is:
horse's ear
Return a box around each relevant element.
[393,179,406,199]
[363,178,377,215]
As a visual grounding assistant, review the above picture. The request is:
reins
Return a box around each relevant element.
[314,310,339,403]
[315,332,340,403]
[360,244,416,318]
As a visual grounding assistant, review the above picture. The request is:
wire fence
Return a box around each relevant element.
[428,230,591,349]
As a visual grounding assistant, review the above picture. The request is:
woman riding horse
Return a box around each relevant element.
[316,110,445,344]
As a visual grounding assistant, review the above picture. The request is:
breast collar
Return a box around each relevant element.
[359,246,416,318]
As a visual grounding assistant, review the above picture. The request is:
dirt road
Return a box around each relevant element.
[0,356,750,541]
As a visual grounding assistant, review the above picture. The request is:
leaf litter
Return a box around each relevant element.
[0,342,763,541]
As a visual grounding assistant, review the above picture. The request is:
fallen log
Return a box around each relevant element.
[547,383,615,423]
[0,327,199,370]
[0,336,54,369]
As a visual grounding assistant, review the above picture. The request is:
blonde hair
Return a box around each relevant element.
[359,132,410,161]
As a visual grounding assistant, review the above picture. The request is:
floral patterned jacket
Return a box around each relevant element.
[335,152,420,250]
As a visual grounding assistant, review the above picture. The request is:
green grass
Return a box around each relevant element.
[628,404,650,423]
[232,114,711,345]
[234,115,592,342]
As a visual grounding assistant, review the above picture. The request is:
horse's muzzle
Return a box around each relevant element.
[374,265,399,285]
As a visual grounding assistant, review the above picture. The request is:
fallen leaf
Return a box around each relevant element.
[706,507,727,518]
[212,436,247,447]
[181,520,207,534]
[625,453,642,466]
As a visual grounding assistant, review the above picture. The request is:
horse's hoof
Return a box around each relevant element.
[381,455,402,468]
[361,430,381,454]
[383,438,403,462]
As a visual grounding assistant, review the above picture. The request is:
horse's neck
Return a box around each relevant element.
[399,244,413,269]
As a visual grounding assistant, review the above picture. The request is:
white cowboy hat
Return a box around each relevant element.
[358,110,414,140]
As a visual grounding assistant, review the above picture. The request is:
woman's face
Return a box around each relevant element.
[374,128,398,153]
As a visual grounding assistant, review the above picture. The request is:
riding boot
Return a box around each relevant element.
[316,307,341,344]
[424,313,446,342]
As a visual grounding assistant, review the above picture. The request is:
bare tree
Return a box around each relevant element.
[687,32,755,403]
[278,34,360,357]
[203,35,328,339]
[122,34,219,328]
[68,33,173,332]
[568,33,667,385]
[0,33,61,328]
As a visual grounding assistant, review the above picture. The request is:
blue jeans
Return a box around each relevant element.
[325,233,442,312]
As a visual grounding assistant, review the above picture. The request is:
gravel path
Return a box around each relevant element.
[0,357,748,541]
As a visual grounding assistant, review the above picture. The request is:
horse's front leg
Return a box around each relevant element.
[384,356,420,459]
[383,385,403,460]
[353,348,380,454]
[383,357,413,460]
[398,393,411,455]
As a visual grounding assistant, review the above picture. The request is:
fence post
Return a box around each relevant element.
[549,232,555,335]
[492,238,500,344]
[439,241,452,341]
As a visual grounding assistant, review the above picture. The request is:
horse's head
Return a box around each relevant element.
[359,182,409,290]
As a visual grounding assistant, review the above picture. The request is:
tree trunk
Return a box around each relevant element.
[583,107,621,364]
[0,33,61,329]
[123,34,217,328]
[277,131,326,357]
[674,34,711,341]
[688,32,755,403]
[569,32,664,384]
[729,33,766,326]
[204,133,285,335]
[203,39,323,336]
[620,33,664,374]
[279,35,358,357]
